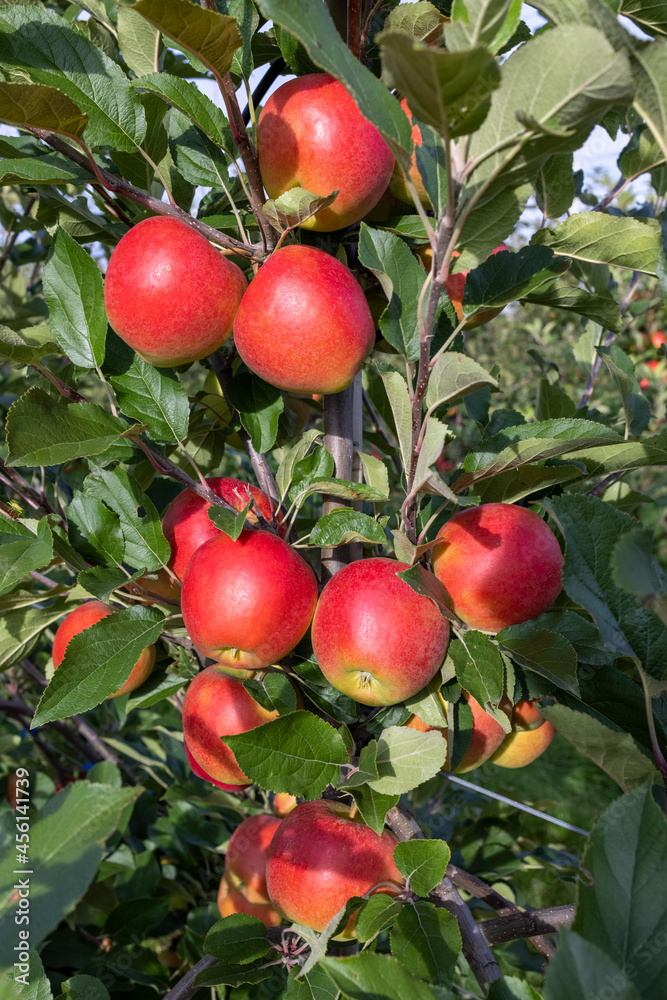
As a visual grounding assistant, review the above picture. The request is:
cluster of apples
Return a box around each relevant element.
[217,798,404,936]
[51,483,563,785]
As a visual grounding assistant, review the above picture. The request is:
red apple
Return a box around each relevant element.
[432,504,563,633]
[182,668,278,787]
[162,476,284,583]
[651,332,667,349]
[388,98,430,209]
[405,692,508,773]
[443,244,509,329]
[265,799,403,936]
[104,216,246,367]
[184,737,245,792]
[490,699,557,769]
[257,73,394,231]
[233,245,375,395]
[272,793,298,818]
[181,529,318,671]
[225,814,282,903]
[311,557,450,706]
[217,874,282,927]
[52,601,155,698]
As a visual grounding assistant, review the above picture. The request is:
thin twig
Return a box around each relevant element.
[162,954,218,1000]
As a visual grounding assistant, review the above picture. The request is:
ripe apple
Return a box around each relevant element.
[217,874,282,927]
[265,799,403,936]
[182,667,278,788]
[272,793,298,818]
[388,98,430,209]
[311,557,450,706]
[225,814,282,903]
[162,476,284,583]
[104,216,246,367]
[432,503,563,633]
[184,737,244,792]
[651,331,667,349]
[52,601,155,698]
[405,692,508,773]
[181,529,318,671]
[490,699,557,769]
[440,244,510,329]
[233,245,375,395]
[257,73,394,231]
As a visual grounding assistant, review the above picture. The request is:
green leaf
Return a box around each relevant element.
[11,949,54,1000]
[340,741,379,789]
[632,40,667,165]
[379,32,500,139]
[386,1,447,40]
[476,463,583,504]
[289,477,388,510]
[367,726,446,795]
[540,704,655,792]
[320,953,437,1000]
[263,188,340,231]
[522,277,623,332]
[531,212,662,276]
[489,978,543,1000]
[194,957,276,989]
[68,492,125,568]
[224,710,349,800]
[597,343,651,436]
[447,0,522,51]
[354,893,403,943]
[621,0,667,37]
[547,493,667,678]
[226,371,284,453]
[204,914,270,965]
[58,976,110,1000]
[378,368,413,473]
[254,0,412,158]
[6,388,128,468]
[390,900,461,987]
[0,517,53,596]
[358,224,429,361]
[543,932,641,1000]
[310,509,387,548]
[275,429,323,504]
[122,0,242,80]
[0,597,74,670]
[572,781,667,999]
[105,333,189,443]
[206,501,251,542]
[468,26,633,195]
[0,4,146,151]
[456,183,532,270]
[413,121,447,216]
[84,466,170,572]
[611,527,666,602]
[42,227,106,370]
[135,72,232,147]
[497,625,579,696]
[528,610,609,665]
[285,965,340,1000]
[77,565,138,602]
[117,4,159,76]
[359,451,390,498]
[0,782,141,966]
[243,671,297,716]
[446,632,508,725]
[426,352,498,411]
[0,80,87,137]
[32,605,163,725]
[535,152,575,219]
[463,245,566,313]
[349,787,400,836]
[168,108,232,187]
[0,324,57,366]
[0,154,91,187]
[393,840,450,896]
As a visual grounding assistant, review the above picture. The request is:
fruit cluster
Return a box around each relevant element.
[48,73,567,939]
